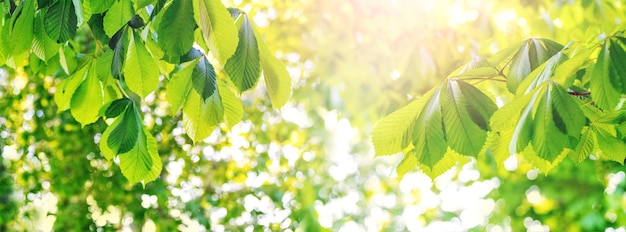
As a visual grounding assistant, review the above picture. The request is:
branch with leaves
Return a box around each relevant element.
[373,35,626,179]
[1,0,292,185]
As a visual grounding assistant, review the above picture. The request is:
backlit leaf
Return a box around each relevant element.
[256,29,292,109]
[156,0,195,57]
[225,13,261,92]
[103,0,134,37]
[124,31,159,97]
[70,61,104,126]
[193,0,239,63]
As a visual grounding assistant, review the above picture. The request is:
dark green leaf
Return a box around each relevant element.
[44,0,77,43]
[108,103,141,154]
[191,56,218,101]
[105,98,131,118]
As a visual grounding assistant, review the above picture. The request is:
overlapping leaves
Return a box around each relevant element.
[373,79,497,178]
[100,99,161,184]
[6,0,290,185]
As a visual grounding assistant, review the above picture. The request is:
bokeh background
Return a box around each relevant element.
[2,0,626,231]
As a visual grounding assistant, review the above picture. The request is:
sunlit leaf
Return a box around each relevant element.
[440,79,497,156]
[193,0,239,63]
[507,38,563,93]
[70,61,104,126]
[119,127,161,184]
[156,0,195,57]
[32,12,60,62]
[103,0,134,37]
[166,59,200,115]
[225,13,261,92]
[124,31,159,97]
[54,62,90,111]
[255,29,292,109]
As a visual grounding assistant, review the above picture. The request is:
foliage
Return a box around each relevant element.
[372,9,626,179]
[0,0,291,185]
[2,0,626,231]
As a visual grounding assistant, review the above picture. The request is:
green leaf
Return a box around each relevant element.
[507,38,563,93]
[90,0,115,14]
[166,59,200,115]
[192,0,239,63]
[70,61,104,126]
[119,127,162,185]
[218,80,243,128]
[255,29,292,108]
[516,51,568,95]
[59,46,78,75]
[225,14,261,92]
[440,79,497,156]
[44,0,77,43]
[6,0,35,56]
[372,88,437,156]
[182,88,224,142]
[191,56,218,100]
[412,87,447,168]
[124,31,159,97]
[32,11,60,62]
[498,81,584,163]
[156,0,195,57]
[593,126,626,164]
[182,56,224,142]
[105,98,131,118]
[108,103,140,154]
[99,112,123,160]
[103,0,134,37]
[590,40,622,110]
[54,62,90,111]
[111,28,126,80]
[568,127,595,163]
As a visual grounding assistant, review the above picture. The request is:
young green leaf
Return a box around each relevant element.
[166,59,200,115]
[440,79,497,157]
[255,29,292,109]
[156,0,195,57]
[183,57,224,142]
[372,88,437,156]
[90,0,115,14]
[192,0,239,64]
[32,12,60,62]
[54,62,90,111]
[7,0,34,56]
[44,0,77,43]
[590,40,622,110]
[412,87,447,168]
[124,31,159,97]
[225,13,261,92]
[218,80,243,128]
[119,127,162,185]
[593,126,626,164]
[70,61,104,126]
[507,38,563,93]
[103,0,134,37]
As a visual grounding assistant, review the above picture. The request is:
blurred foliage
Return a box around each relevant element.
[2,0,626,231]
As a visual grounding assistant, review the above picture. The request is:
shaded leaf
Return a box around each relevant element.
[44,0,77,43]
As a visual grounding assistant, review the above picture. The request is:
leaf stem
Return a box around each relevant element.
[116,79,131,99]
